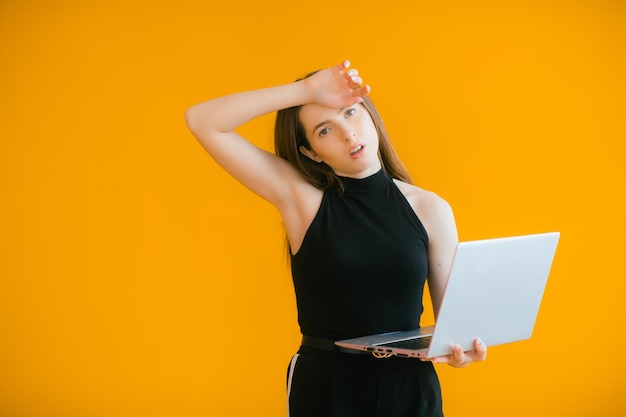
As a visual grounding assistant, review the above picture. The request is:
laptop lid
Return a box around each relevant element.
[335,232,560,358]
[425,231,560,357]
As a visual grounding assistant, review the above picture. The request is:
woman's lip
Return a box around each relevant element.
[349,144,365,158]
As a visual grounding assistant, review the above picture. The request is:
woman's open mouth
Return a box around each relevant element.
[350,144,365,158]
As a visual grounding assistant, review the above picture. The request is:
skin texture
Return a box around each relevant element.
[185,60,487,367]
[298,103,382,178]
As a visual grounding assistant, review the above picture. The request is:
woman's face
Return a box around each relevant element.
[298,103,381,178]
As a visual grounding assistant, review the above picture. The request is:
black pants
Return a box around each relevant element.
[286,346,443,417]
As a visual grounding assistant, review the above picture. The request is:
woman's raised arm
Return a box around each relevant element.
[184,60,369,208]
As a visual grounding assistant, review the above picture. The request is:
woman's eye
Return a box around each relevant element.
[345,108,356,117]
[319,127,330,136]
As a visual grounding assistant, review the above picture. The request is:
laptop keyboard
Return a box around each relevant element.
[379,336,432,350]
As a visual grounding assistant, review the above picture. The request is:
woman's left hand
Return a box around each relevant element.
[425,338,488,368]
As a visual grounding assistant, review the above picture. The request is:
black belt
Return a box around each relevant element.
[301,335,368,355]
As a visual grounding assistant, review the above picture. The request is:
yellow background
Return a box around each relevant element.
[1,0,624,416]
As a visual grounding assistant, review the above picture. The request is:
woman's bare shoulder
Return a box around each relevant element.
[393,179,458,254]
[393,179,452,214]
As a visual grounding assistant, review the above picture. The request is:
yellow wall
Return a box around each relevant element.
[1,1,624,416]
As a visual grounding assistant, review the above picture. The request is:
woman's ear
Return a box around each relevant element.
[299,145,323,163]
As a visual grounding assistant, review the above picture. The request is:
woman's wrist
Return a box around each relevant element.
[291,78,317,106]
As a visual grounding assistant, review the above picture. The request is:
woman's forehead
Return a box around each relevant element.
[299,103,336,120]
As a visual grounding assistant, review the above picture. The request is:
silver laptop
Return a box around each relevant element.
[335,232,560,359]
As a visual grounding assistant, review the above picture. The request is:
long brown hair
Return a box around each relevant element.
[274,93,413,191]
[274,72,413,257]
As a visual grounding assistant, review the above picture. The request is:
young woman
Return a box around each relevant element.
[185,60,487,417]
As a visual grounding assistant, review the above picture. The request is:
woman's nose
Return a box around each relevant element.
[344,130,356,142]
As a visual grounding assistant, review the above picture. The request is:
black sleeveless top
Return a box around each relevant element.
[291,169,429,340]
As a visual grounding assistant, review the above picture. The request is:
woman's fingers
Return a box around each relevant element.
[471,338,488,361]
[352,84,370,101]
[313,60,370,106]
[339,60,364,88]
[342,62,370,100]
[426,338,487,368]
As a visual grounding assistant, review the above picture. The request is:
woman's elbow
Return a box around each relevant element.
[184,106,201,133]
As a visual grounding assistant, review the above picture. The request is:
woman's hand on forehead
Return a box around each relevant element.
[303,60,370,108]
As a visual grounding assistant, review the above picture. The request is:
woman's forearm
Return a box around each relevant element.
[185,80,311,136]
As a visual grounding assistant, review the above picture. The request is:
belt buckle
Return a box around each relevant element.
[372,351,393,359]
